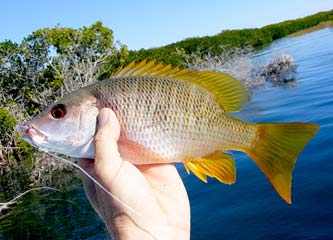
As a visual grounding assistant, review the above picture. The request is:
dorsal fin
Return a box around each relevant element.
[113,60,248,112]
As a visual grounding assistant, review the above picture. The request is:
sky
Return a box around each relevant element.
[0,0,332,50]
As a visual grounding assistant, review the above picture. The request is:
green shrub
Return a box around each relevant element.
[0,107,16,135]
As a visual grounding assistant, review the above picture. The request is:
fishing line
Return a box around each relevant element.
[45,151,159,239]
[44,151,142,217]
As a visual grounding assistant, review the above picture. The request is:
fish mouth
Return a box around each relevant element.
[21,122,48,146]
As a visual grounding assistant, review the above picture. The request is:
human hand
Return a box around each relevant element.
[79,108,190,240]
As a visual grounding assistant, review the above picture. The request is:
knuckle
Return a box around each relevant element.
[94,128,109,144]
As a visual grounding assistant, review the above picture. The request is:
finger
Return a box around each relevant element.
[136,163,186,196]
[94,108,123,184]
[136,164,190,228]
[136,164,183,185]
[97,108,121,141]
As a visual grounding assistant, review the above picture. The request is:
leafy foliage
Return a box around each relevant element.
[0,22,128,179]
[0,107,15,136]
[128,10,333,66]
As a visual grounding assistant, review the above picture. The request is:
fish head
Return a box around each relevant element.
[21,91,99,158]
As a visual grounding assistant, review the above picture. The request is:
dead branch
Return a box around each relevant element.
[0,186,59,219]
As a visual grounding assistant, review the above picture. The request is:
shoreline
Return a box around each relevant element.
[288,20,333,37]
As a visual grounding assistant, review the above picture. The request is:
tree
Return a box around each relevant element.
[0,21,129,183]
[25,21,128,96]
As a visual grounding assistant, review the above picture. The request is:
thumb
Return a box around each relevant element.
[94,108,122,182]
[97,108,120,141]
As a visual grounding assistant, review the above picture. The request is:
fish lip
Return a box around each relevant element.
[21,122,48,144]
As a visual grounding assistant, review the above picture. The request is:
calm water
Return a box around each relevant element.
[1,28,333,239]
[188,28,333,240]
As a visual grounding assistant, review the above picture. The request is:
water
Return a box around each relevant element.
[1,28,333,239]
[188,28,333,240]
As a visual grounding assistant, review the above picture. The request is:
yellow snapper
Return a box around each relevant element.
[21,60,319,203]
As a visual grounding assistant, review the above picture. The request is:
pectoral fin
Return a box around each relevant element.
[183,151,236,184]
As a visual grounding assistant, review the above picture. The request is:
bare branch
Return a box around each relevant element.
[0,187,59,219]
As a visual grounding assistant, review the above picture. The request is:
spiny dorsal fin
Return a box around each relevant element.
[183,151,236,184]
[113,60,248,112]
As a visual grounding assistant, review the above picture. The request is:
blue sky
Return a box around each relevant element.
[0,0,332,50]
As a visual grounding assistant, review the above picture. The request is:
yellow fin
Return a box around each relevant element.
[113,60,248,112]
[183,151,236,184]
[245,122,320,204]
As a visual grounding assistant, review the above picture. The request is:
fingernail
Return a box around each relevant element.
[98,109,109,126]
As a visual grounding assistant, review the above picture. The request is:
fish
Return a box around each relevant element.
[21,60,320,203]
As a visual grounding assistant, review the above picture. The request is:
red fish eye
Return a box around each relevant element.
[51,104,67,119]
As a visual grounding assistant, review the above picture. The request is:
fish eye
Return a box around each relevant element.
[51,104,67,119]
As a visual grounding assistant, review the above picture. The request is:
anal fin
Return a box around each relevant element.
[183,151,236,184]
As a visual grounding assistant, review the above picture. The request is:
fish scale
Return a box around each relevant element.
[90,76,234,161]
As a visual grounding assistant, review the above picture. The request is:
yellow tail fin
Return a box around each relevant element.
[245,122,319,204]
